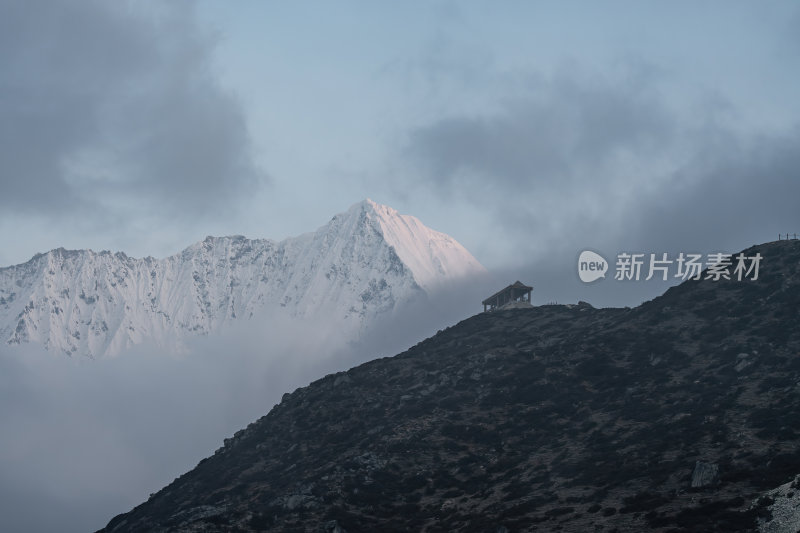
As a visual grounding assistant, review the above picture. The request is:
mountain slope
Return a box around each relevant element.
[100,240,800,532]
[0,200,485,357]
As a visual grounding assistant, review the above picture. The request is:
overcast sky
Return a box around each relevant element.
[1,0,798,306]
[2,2,800,531]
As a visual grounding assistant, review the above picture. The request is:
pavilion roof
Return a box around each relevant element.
[481,281,533,306]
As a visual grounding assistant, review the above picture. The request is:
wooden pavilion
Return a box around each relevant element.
[482,281,533,312]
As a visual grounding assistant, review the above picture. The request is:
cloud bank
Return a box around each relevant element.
[401,64,800,306]
[0,0,263,224]
[0,278,489,533]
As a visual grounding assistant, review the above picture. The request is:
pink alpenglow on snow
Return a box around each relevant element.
[0,200,487,357]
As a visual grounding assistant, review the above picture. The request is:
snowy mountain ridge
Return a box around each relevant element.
[0,200,486,357]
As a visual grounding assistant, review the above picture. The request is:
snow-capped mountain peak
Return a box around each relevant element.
[0,200,486,357]
[361,199,484,292]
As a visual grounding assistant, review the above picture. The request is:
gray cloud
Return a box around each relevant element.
[0,0,263,222]
[402,67,683,260]
[629,127,800,252]
[406,69,673,193]
[398,64,800,309]
[475,124,800,308]
[403,65,800,303]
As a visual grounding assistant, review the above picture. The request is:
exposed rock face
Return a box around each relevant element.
[691,461,720,488]
[752,475,800,533]
[100,240,800,532]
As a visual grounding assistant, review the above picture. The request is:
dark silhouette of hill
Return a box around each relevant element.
[100,240,800,532]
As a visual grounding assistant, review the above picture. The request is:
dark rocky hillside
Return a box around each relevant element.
[100,240,800,532]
